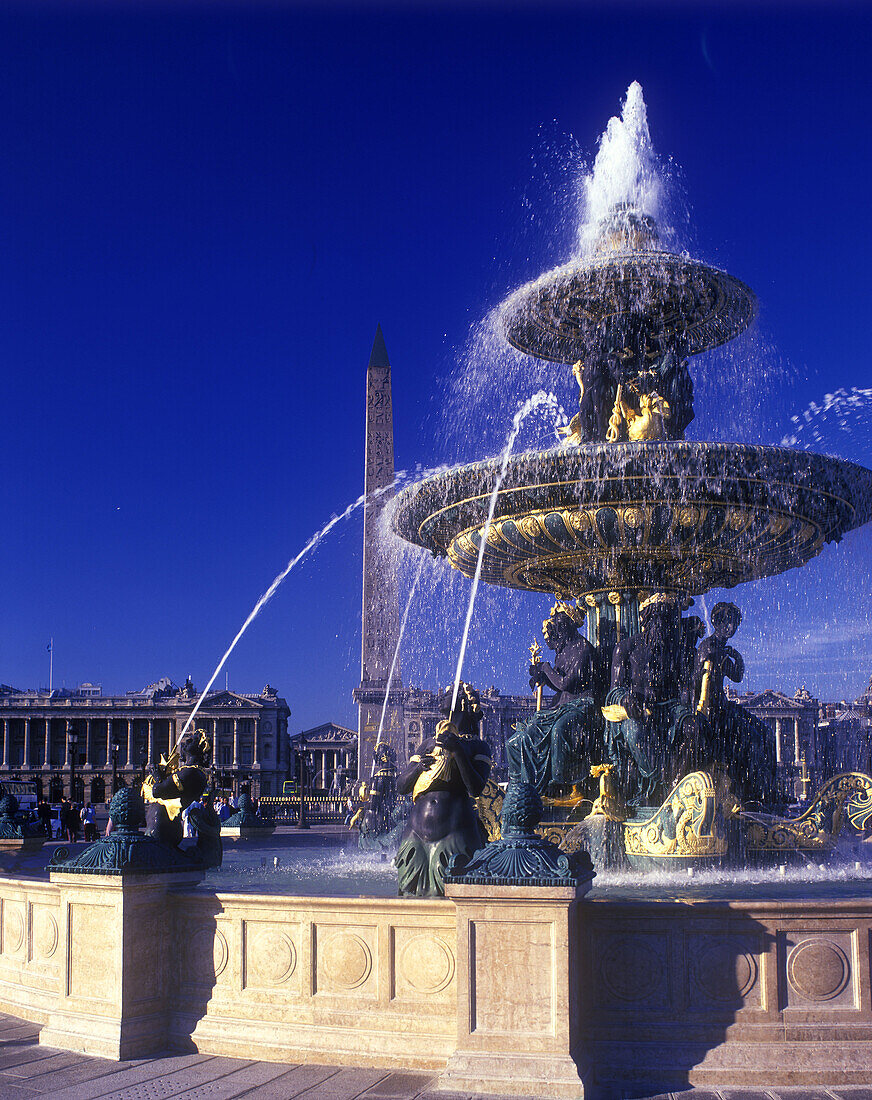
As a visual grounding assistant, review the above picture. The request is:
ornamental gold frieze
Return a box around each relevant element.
[738,772,872,853]
[622,771,734,859]
[445,499,824,598]
[393,443,872,599]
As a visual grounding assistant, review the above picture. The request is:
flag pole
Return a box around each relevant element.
[48,639,53,694]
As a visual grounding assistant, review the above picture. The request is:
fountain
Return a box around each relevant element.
[3,85,872,1098]
[391,82,872,865]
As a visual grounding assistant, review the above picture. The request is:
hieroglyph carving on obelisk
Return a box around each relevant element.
[357,326,402,776]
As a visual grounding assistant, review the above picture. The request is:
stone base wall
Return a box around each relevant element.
[580,897,872,1090]
[168,891,457,1069]
[1,871,872,1096]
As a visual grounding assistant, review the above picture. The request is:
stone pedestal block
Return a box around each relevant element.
[40,870,202,1060]
[439,882,588,1099]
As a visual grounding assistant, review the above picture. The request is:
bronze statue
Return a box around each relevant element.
[505,603,604,795]
[395,718,491,897]
[559,325,694,446]
[694,602,777,806]
[354,742,404,849]
[141,728,210,852]
[604,594,707,806]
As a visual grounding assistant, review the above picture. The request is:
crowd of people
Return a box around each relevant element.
[29,791,258,844]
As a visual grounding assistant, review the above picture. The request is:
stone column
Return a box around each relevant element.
[232,719,239,768]
[23,718,31,769]
[794,717,801,763]
[63,721,71,767]
[775,719,783,764]
[1,718,9,769]
[126,719,133,768]
[43,719,51,769]
[84,719,92,770]
[147,719,155,767]
[251,719,259,768]
[442,882,588,1099]
[106,719,113,769]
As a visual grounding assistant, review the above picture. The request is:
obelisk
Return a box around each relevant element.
[356,326,402,777]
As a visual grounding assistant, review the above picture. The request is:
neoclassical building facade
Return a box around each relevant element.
[0,678,290,803]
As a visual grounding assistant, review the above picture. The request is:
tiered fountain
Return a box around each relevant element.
[392,83,872,869]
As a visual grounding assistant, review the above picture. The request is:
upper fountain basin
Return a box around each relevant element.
[391,442,872,599]
[500,250,757,363]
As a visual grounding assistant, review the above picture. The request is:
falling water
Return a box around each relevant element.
[450,391,561,712]
[373,553,428,766]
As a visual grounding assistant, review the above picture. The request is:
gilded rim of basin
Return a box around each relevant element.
[499,251,758,363]
[391,442,872,598]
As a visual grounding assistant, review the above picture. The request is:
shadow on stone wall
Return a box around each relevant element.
[577,900,772,1098]
[166,894,225,1052]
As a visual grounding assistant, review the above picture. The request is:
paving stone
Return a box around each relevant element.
[359,1071,441,1098]
[231,1065,341,1099]
[2,1051,93,1078]
[13,1054,135,1092]
[67,1057,255,1100]
[829,1091,872,1099]
[293,1067,391,1099]
[0,1045,60,1070]
[0,1025,40,1044]
[170,1060,306,1099]
[720,1091,778,1100]
[47,1054,220,1100]
[762,1092,838,1100]
[0,1081,44,1098]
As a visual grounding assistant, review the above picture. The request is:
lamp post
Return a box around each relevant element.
[295,733,309,829]
[111,741,119,795]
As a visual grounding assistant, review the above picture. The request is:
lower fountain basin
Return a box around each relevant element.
[392,441,872,596]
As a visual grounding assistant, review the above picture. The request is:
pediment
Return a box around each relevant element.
[741,689,802,710]
[203,691,263,709]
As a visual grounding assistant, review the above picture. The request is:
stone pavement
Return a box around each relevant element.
[0,1014,870,1100]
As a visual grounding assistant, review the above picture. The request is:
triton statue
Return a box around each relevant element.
[141,727,218,863]
[355,742,405,850]
[505,602,604,795]
[395,716,492,897]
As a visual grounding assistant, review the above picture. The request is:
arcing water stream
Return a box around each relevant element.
[450,390,561,712]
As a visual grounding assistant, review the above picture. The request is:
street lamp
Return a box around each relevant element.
[295,734,310,829]
[111,741,119,795]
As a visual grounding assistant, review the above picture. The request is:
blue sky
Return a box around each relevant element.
[2,2,871,732]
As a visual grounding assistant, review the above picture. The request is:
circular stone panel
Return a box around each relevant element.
[787,939,851,1002]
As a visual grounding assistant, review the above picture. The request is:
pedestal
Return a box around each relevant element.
[440,882,589,1099]
[40,870,202,1060]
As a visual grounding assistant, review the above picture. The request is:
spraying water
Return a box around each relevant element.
[780,387,872,454]
[372,553,428,767]
[578,81,664,255]
[450,391,561,712]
